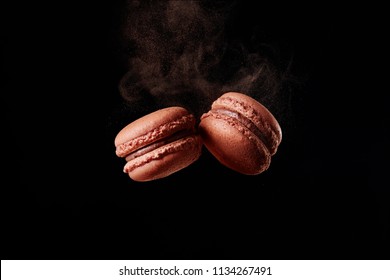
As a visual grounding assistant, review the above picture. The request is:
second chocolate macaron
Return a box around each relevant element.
[199,92,282,175]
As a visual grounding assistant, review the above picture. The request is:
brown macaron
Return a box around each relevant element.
[115,107,203,182]
[199,92,282,175]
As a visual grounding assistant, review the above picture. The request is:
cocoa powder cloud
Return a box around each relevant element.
[117,0,292,121]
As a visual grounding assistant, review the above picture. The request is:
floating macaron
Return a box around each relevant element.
[114,106,203,182]
[199,92,282,175]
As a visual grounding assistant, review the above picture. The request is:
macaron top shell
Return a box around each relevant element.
[115,106,196,158]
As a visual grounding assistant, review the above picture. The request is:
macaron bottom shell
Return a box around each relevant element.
[199,115,271,175]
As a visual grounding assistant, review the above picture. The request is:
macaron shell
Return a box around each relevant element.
[199,115,271,175]
[212,92,282,155]
[124,135,202,182]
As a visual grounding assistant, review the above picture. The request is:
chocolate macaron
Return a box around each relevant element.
[199,92,282,175]
[115,107,202,182]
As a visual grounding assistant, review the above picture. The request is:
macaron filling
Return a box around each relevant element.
[116,114,196,158]
[124,128,196,162]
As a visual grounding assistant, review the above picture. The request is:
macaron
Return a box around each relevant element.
[199,92,282,175]
[115,106,203,182]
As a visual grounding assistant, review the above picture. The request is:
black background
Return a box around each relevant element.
[2,1,389,260]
